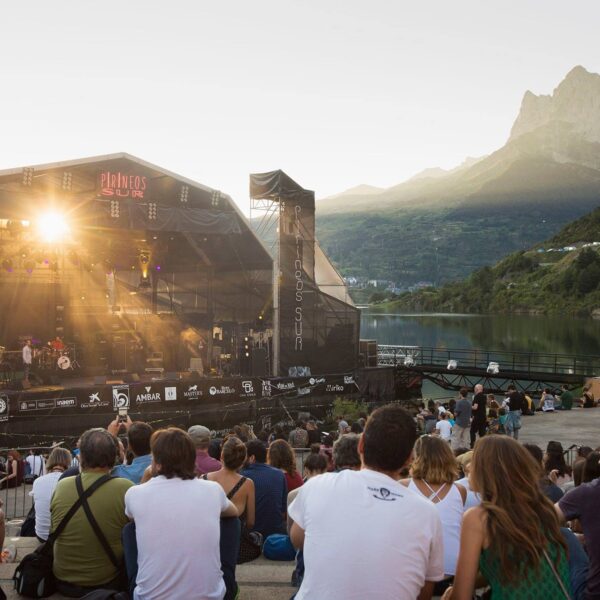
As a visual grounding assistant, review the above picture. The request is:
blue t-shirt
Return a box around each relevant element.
[112,454,152,484]
[241,462,288,538]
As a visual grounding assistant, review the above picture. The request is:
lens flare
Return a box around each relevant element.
[35,212,70,243]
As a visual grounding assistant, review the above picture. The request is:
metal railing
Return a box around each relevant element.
[378,345,600,377]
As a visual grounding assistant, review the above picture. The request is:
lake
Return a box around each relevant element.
[360,311,600,398]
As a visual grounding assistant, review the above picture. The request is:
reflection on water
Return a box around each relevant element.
[360,312,600,399]
[361,312,600,356]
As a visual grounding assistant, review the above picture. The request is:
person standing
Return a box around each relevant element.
[505,384,525,439]
[470,384,487,448]
[22,339,32,383]
[452,388,472,450]
[288,422,309,449]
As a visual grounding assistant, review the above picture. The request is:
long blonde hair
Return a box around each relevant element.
[470,436,567,585]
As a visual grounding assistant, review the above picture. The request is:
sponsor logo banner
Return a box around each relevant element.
[112,385,130,410]
[165,386,177,401]
[183,383,203,400]
[81,391,110,409]
[135,385,162,404]
[239,379,259,399]
[208,385,235,397]
[0,394,8,422]
[19,397,76,411]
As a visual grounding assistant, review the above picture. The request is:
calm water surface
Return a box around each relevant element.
[360,312,600,398]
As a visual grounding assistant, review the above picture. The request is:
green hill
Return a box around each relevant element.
[382,207,600,316]
[316,66,600,288]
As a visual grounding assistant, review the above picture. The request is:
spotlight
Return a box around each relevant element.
[139,274,151,289]
[22,167,34,186]
[35,212,70,243]
[487,362,500,375]
[179,185,189,203]
[139,253,149,265]
[2,258,13,272]
[404,356,416,367]
[61,171,73,191]
[447,360,458,371]
[155,265,161,271]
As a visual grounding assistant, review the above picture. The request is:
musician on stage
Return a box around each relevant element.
[50,336,65,352]
[22,339,32,382]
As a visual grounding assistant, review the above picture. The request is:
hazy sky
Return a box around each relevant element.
[1,1,598,213]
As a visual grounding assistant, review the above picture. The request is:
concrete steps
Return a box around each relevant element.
[0,537,296,599]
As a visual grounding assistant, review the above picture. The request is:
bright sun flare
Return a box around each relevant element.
[35,212,70,243]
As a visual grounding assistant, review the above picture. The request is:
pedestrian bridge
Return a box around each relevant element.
[378,345,600,394]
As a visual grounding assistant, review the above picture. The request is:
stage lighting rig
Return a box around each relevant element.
[139,273,151,289]
[22,167,34,186]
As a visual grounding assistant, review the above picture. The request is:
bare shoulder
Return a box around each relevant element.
[463,505,486,530]
[399,478,411,487]
[454,482,467,504]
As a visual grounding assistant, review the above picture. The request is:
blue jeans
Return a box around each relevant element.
[122,518,241,600]
[506,410,522,439]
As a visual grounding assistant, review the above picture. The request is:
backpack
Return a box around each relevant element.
[263,534,296,561]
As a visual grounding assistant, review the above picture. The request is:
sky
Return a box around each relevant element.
[1,1,599,213]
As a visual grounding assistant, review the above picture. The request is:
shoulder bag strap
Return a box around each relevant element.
[543,548,571,600]
[43,474,113,552]
[75,475,121,569]
[227,476,247,500]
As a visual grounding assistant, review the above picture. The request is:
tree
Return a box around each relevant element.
[576,263,600,295]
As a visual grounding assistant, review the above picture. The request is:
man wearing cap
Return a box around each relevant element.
[188,425,221,476]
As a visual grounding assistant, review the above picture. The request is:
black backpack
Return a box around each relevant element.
[13,474,114,598]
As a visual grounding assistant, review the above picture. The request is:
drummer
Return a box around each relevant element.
[49,336,65,352]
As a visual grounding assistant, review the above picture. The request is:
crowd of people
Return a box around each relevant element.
[0,383,599,599]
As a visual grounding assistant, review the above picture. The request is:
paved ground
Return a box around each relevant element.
[517,406,600,449]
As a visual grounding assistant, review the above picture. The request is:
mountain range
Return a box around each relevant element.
[316,66,600,288]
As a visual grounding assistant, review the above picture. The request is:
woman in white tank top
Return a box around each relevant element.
[402,436,466,580]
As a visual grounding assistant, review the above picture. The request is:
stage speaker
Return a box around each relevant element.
[124,373,140,383]
[94,376,107,385]
[111,341,127,372]
[251,347,268,377]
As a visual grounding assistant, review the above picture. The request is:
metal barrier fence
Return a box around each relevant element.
[1,482,32,520]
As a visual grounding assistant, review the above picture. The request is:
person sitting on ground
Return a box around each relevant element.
[108,417,153,484]
[51,428,133,597]
[559,384,574,410]
[332,433,361,472]
[205,436,255,529]
[435,411,452,442]
[288,421,309,449]
[268,439,303,492]
[545,441,573,489]
[523,443,564,503]
[540,388,556,412]
[0,450,23,489]
[124,427,238,600]
[287,446,328,589]
[289,404,444,600]
[402,435,466,593]
[241,440,287,539]
[455,451,481,510]
[582,451,600,483]
[31,447,72,542]
[188,424,221,476]
[582,385,596,408]
[444,436,571,600]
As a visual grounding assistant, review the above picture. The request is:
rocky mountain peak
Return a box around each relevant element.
[509,65,600,144]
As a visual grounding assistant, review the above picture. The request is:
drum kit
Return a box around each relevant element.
[35,344,80,371]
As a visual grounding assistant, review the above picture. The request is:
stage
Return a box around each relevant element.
[0,371,360,446]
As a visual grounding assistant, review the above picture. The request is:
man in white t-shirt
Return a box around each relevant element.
[435,412,452,442]
[125,427,238,600]
[26,451,46,479]
[289,405,444,600]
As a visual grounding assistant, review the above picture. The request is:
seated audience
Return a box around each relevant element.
[402,435,466,591]
[31,447,71,541]
[332,433,361,471]
[445,436,570,599]
[545,441,573,489]
[582,385,596,408]
[188,425,221,475]
[557,455,600,600]
[454,451,481,509]
[109,417,153,484]
[540,388,556,412]
[523,443,564,502]
[582,451,600,483]
[241,440,287,538]
[435,411,452,442]
[125,427,238,600]
[51,428,133,596]
[559,384,574,410]
[289,405,444,600]
[268,439,303,492]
